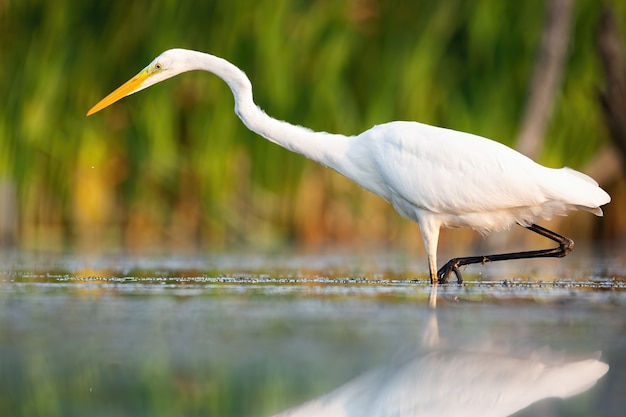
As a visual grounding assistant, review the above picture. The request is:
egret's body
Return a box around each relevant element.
[88,49,610,296]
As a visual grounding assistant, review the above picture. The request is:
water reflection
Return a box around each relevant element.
[273,312,608,417]
[0,249,623,417]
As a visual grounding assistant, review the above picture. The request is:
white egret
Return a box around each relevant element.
[87,49,611,290]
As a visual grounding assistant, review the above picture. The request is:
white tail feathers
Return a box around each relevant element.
[546,167,611,216]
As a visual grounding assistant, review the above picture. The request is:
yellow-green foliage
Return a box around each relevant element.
[1,1,622,249]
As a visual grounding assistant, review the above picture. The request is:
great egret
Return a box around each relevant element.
[87,48,610,289]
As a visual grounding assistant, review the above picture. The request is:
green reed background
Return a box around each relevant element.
[2,1,624,251]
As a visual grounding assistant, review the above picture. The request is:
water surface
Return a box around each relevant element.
[0,247,624,416]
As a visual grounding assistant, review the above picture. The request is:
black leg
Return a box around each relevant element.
[437,224,574,284]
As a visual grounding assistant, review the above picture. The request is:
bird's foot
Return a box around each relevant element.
[437,260,464,284]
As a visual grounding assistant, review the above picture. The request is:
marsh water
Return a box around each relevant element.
[1,245,625,417]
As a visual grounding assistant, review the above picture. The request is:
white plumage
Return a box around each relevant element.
[351,121,608,231]
[88,49,611,295]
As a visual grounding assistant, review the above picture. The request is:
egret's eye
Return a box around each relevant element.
[155,63,162,70]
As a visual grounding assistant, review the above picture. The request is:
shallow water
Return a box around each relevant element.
[0,247,625,417]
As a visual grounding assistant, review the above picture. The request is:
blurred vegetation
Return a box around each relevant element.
[1,0,625,252]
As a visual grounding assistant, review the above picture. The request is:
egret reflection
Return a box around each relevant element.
[271,313,608,417]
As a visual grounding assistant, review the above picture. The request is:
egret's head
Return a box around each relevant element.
[87,49,189,116]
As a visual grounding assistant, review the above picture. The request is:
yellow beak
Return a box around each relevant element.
[87,70,151,116]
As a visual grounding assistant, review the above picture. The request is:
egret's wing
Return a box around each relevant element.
[370,122,546,216]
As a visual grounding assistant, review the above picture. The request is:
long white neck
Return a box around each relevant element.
[184,50,352,170]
